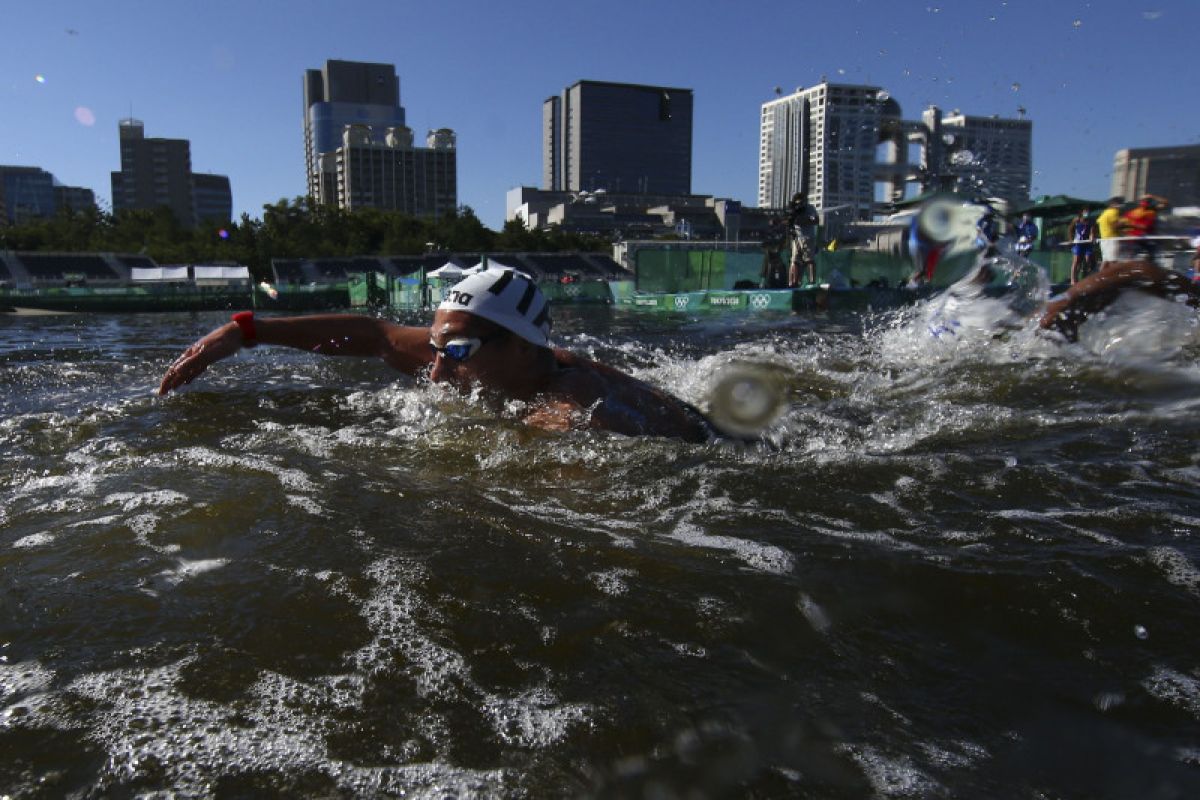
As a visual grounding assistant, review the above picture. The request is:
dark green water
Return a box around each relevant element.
[3,299,1200,798]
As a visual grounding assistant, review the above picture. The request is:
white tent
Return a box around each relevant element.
[193,265,250,281]
[427,262,465,279]
[131,266,189,281]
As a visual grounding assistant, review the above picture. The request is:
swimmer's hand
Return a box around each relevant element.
[521,399,587,433]
[158,322,243,395]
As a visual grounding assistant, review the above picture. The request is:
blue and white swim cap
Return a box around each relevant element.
[437,268,552,347]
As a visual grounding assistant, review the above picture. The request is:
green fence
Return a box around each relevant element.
[635,247,914,292]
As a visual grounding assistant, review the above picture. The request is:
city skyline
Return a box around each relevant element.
[3,0,1199,230]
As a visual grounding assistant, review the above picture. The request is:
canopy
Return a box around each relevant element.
[131,266,188,281]
[193,265,250,280]
[1014,194,1106,218]
[427,261,465,278]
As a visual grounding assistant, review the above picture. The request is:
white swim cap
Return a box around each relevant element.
[437,268,552,347]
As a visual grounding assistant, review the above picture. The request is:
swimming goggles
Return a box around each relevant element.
[428,333,503,362]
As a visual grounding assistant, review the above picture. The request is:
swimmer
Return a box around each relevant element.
[159,268,719,442]
[1038,260,1200,343]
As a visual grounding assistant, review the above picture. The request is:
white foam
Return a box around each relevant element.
[103,490,189,512]
[11,532,54,548]
[1142,666,1200,719]
[479,686,590,748]
[840,743,941,797]
[0,661,54,705]
[665,517,794,574]
[1146,546,1200,597]
[589,568,635,596]
[156,558,229,587]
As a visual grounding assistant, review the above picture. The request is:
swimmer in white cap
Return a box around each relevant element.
[159,268,719,442]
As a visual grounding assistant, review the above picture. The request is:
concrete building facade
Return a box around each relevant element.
[0,166,56,225]
[543,80,693,195]
[303,60,455,217]
[1111,144,1200,207]
[110,118,195,225]
[758,82,1033,221]
[0,166,96,225]
[332,125,457,216]
[927,109,1032,205]
[758,83,900,222]
[53,185,97,216]
[193,173,233,224]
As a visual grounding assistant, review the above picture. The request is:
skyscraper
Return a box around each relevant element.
[1111,144,1200,207]
[543,80,693,195]
[193,173,233,224]
[0,166,56,225]
[110,118,194,225]
[331,125,457,217]
[109,119,231,227]
[927,109,1032,205]
[0,166,96,225]
[759,82,1033,219]
[303,60,405,202]
[758,82,891,219]
[303,59,455,217]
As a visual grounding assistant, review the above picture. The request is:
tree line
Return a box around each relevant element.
[0,198,608,282]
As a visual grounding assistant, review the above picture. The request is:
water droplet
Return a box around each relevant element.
[1134,624,1149,640]
[1011,82,1021,92]
[989,15,996,22]
[837,68,846,75]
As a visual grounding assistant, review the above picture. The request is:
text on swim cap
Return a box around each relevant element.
[445,289,474,306]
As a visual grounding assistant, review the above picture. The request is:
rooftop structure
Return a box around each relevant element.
[543,80,693,195]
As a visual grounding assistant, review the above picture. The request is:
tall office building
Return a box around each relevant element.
[303,59,455,216]
[757,83,892,220]
[54,185,96,215]
[193,173,233,224]
[110,119,230,227]
[926,109,1032,205]
[0,166,96,225]
[543,80,693,195]
[330,125,457,216]
[1111,144,1200,207]
[0,166,56,225]
[304,60,406,203]
[110,118,194,225]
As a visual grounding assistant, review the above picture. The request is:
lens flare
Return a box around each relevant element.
[34,74,46,84]
[217,228,229,240]
[74,106,96,126]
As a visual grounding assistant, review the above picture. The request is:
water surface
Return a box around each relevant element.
[3,299,1200,798]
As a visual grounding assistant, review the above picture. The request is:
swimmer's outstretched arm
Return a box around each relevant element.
[158,314,431,395]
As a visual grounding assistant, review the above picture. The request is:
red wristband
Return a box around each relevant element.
[231,311,257,347]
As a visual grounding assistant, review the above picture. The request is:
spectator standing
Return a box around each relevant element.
[1068,208,1097,284]
[1095,196,1126,268]
[1014,213,1039,258]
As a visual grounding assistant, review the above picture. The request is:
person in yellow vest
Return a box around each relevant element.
[1095,196,1127,269]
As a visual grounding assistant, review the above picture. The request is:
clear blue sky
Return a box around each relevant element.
[3,0,1197,230]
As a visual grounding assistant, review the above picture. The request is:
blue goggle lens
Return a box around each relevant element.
[430,337,482,361]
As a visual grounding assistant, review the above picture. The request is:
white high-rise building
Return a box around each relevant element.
[758,83,892,221]
[927,109,1032,205]
[759,82,1034,220]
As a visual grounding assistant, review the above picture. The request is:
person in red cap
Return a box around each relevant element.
[1122,195,1169,262]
